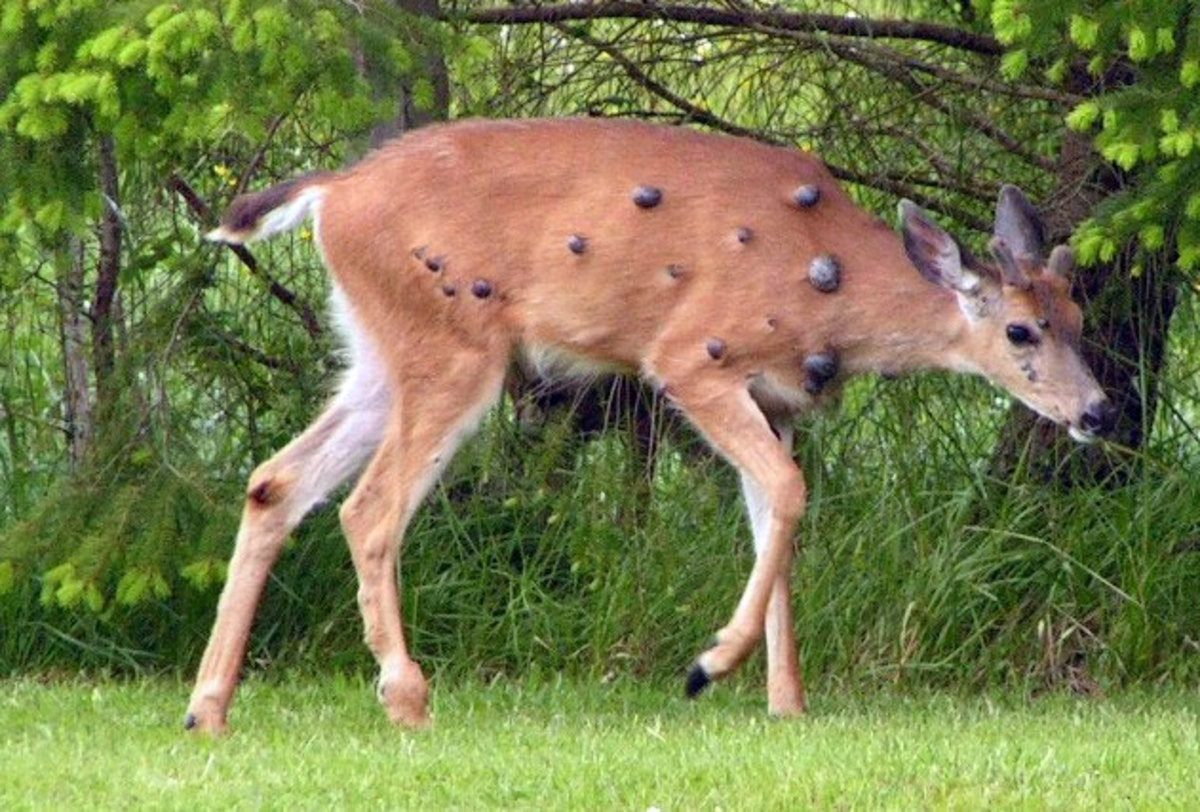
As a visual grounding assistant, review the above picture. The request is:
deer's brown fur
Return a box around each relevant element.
[187,118,1110,733]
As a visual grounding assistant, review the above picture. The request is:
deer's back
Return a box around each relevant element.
[316,118,878,373]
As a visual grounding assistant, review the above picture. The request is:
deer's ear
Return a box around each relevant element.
[898,200,983,296]
[1046,244,1074,282]
[994,185,1045,262]
[988,236,1033,290]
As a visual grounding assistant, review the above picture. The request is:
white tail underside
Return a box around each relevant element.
[205,185,327,245]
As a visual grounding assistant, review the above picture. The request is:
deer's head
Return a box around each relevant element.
[898,186,1114,442]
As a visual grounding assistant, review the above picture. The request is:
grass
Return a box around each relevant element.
[3,677,1200,808]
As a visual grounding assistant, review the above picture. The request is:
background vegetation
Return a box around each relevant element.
[2,0,1200,697]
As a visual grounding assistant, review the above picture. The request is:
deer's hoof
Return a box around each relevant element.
[685,663,712,698]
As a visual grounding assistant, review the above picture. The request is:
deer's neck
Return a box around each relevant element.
[834,270,973,379]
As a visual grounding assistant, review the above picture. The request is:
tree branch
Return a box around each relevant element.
[563,26,991,232]
[449,2,1003,56]
[206,326,300,372]
[812,37,1058,172]
[235,112,288,198]
[753,24,1076,105]
[167,174,324,339]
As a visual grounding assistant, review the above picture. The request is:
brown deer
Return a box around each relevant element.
[186,117,1114,733]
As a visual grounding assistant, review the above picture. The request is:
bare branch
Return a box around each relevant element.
[827,164,990,232]
[167,174,324,339]
[235,112,288,197]
[450,2,1003,56]
[807,37,1058,172]
[561,26,990,232]
[752,23,1077,106]
[206,327,300,372]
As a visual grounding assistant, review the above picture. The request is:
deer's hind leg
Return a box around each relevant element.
[740,422,806,717]
[339,339,509,728]
[186,360,392,734]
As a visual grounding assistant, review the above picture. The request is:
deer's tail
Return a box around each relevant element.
[206,172,332,245]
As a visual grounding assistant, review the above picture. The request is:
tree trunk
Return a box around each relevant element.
[991,131,1180,482]
[93,133,121,398]
[57,238,93,470]
[370,0,451,146]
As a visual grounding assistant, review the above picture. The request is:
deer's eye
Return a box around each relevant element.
[1006,324,1039,346]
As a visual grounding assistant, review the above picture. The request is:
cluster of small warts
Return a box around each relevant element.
[413,245,492,301]
[411,181,843,393]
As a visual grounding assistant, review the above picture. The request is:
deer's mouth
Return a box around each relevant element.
[1067,424,1098,444]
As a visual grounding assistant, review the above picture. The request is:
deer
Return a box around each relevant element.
[185,117,1115,734]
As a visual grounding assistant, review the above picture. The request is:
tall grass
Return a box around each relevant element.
[5,358,1200,692]
[4,260,1200,688]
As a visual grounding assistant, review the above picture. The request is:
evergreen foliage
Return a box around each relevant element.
[1,1,1199,693]
[993,0,1200,270]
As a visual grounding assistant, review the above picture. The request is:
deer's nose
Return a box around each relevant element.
[1079,399,1116,437]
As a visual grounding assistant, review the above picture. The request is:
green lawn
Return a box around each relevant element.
[2,677,1199,808]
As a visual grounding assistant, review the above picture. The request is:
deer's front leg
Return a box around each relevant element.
[740,423,807,717]
[664,378,807,703]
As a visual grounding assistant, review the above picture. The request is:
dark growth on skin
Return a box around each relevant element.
[793,184,821,208]
[441,283,457,297]
[809,255,841,293]
[706,338,727,360]
[803,352,838,394]
[184,713,197,730]
[471,279,493,299]
[568,234,588,255]
[248,480,275,506]
[666,263,684,279]
[766,317,778,330]
[736,227,753,244]
[425,257,442,272]
[632,186,663,208]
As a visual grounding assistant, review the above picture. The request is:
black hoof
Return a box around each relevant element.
[183,712,198,731]
[685,664,712,698]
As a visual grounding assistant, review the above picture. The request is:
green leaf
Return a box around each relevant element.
[145,3,177,28]
[55,579,83,607]
[1045,58,1067,85]
[34,200,65,231]
[1069,15,1099,49]
[1185,194,1200,220]
[116,39,147,67]
[1182,60,1200,88]
[1157,28,1177,54]
[1001,49,1029,80]
[116,569,149,606]
[1128,27,1153,62]
[1160,131,1194,157]
[1101,141,1141,170]
[84,583,104,613]
[81,26,127,61]
[1066,101,1101,131]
